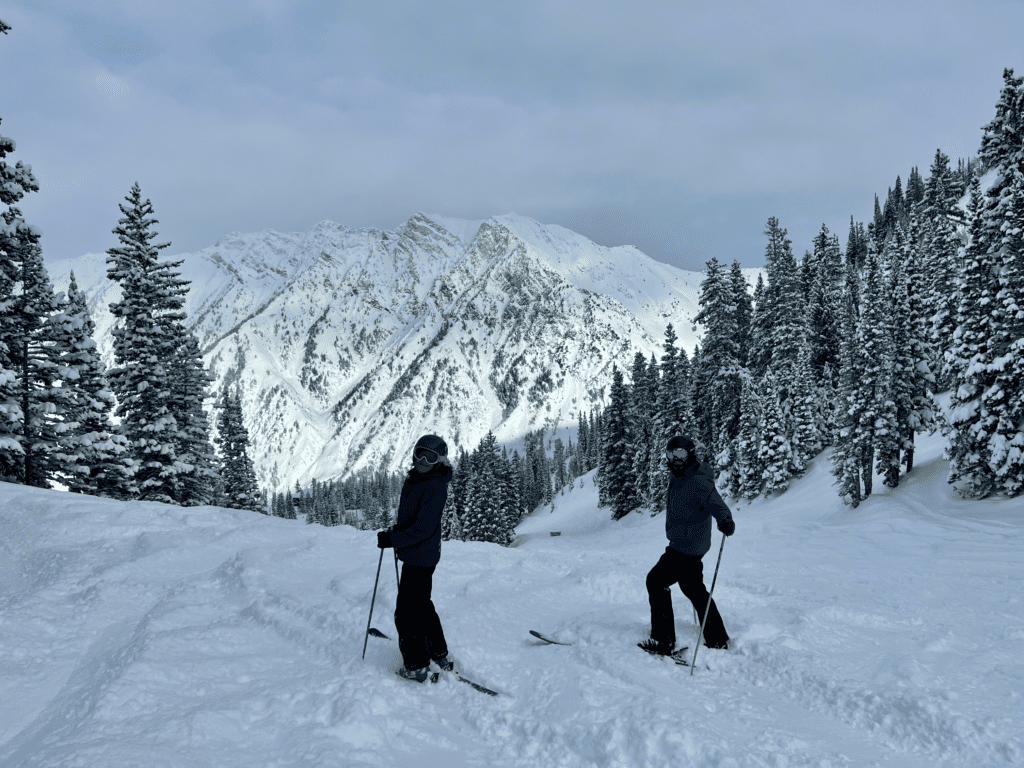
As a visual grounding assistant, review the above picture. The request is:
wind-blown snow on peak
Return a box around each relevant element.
[50,213,729,491]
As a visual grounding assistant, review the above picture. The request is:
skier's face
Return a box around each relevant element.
[666,447,688,471]
[413,446,439,473]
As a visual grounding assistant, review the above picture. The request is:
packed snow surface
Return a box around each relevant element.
[2,426,1022,767]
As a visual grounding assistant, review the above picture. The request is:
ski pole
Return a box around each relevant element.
[691,534,726,675]
[362,547,385,660]
[394,550,400,589]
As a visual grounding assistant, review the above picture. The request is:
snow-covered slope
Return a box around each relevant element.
[48,213,756,491]
[1,422,1021,766]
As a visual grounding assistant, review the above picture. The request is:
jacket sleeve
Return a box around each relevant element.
[390,479,447,550]
[703,479,732,526]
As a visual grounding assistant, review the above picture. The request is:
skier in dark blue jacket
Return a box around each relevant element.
[376,434,454,682]
[639,435,735,656]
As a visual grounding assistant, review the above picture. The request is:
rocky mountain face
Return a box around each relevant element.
[50,212,728,492]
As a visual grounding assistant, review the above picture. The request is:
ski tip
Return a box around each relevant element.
[368,627,391,640]
[529,629,571,646]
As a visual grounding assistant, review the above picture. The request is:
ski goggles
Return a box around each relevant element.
[413,446,441,465]
[665,447,689,460]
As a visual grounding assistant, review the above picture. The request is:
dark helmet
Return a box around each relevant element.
[415,434,448,457]
[666,435,695,454]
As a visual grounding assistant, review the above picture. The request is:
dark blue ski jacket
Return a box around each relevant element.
[665,459,733,557]
[391,463,453,567]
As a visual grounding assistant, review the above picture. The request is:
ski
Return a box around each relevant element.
[450,672,499,696]
[529,629,572,646]
[369,628,499,696]
[638,642,691,666]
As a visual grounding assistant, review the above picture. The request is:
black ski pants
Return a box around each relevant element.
[394,562,449,670]
[646,546,729,649]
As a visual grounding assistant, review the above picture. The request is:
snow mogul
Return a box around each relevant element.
[376,434,455,682]
[639,435,735,656]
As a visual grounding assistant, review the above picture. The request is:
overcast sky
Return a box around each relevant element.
[2,1,1022,272]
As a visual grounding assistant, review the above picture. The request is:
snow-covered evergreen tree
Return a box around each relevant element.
[757,369,792,495]
[714,427,740,501]
[461,431,515,544]
[945,176,1001,497]
[735,374,763,499]
[729,260,753,367]
[496,445,522,542]
[789,343,821,474]
[9,217,63,487]
[105,183,216,505]
[747,274,770,379]
[846,217,869,273]
[987,165,1024,495]
[602,366,636,520]
[55,273,128,496]
[450,447,470,532]
[832,256,864,506]
[0,28,40,479]
[921,149,963,388]
[215,388,261,512]
[105,184,178,501]
[0,73,48,483]
[629,352,658,510]
[655,325,685,444]
[692,257,744,465]
[173,334,218,506]
[440,483,463,541]
[902,212,939,474]
[760,218,805,384]
[947,69,1024,497]
[856,241,898,499]
[804,225,844,379]
[877,228,912,488]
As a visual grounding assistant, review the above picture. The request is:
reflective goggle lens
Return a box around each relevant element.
[666,448,689,459]
[414,447,440,464]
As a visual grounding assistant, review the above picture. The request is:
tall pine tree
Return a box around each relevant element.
[0,22,39,480]
[106,183,216,504]
[602,366,636,520]
[55,273,128,496]
[215,388,261,512]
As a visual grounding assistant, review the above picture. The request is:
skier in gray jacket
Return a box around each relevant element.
[639,435,735,656]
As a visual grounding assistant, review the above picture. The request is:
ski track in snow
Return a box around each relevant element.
[1,427,1022,767]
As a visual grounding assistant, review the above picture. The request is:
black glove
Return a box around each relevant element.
[377,530,393,549]
[717,517,736,537]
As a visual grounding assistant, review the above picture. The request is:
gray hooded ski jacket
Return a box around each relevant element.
[665,460,733,557]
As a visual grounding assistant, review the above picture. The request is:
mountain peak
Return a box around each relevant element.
[52,213,719,489]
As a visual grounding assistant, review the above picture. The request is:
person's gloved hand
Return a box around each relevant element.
[717,517,736,537]
[377,530,393,549]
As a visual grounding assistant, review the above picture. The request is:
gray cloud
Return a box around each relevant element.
[1,0,1022,272]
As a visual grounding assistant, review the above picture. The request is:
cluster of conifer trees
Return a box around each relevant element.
[1,18,261,510]
[0,172,262,510]
[597,69,1024,510]
[293,425,602,545]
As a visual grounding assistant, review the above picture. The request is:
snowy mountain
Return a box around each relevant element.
[2,417,1021,766]
[49,213,750,491]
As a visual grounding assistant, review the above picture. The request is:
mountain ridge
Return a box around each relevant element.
[48,212,756,491]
